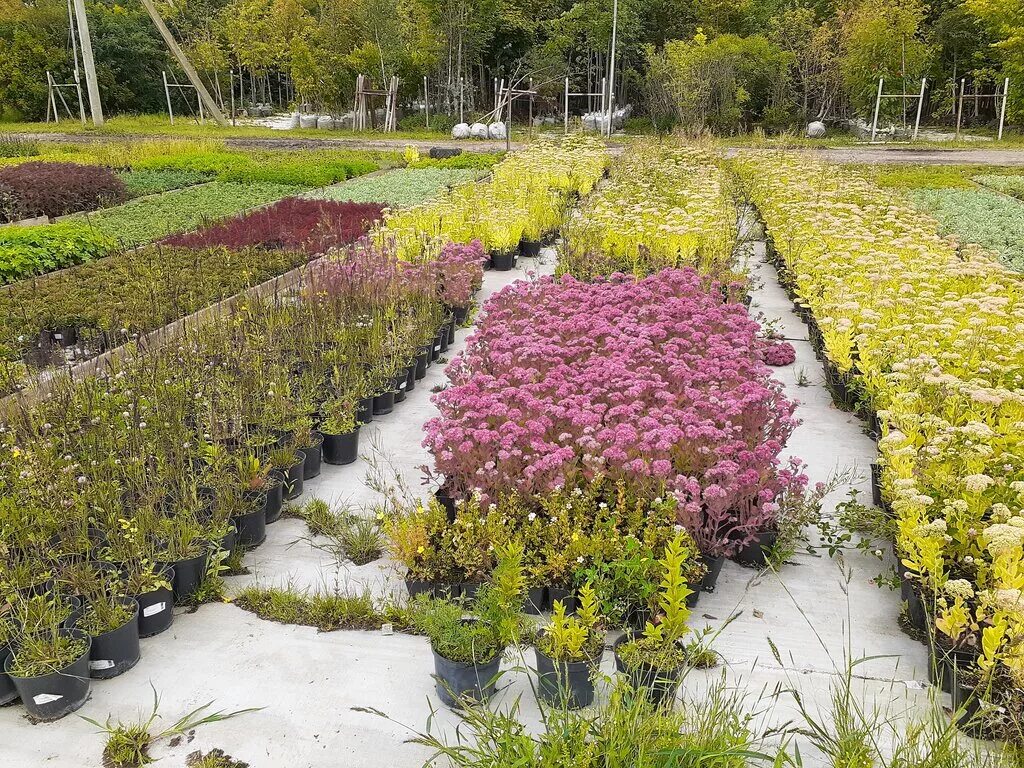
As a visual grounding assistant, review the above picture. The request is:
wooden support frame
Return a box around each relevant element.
[564,76,607,134]
[956,77,1011,141]
[870,77,928,142]
[45,71,86,125]
[163,71,205,125]
[353,74,399,132]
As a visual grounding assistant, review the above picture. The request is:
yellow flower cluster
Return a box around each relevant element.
[559,143,736,280]
[734,152,1024,677]
[378,135,610,260]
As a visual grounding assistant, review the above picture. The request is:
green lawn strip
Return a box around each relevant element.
[117,168,212,198]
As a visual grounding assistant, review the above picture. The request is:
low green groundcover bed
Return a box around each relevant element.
[0,222,117,284]
[117,168,211,198]
[311,167,484,208]
[73,181,300,246]
[908,187,1024,272]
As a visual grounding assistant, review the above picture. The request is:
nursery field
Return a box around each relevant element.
[1,137,1023,768]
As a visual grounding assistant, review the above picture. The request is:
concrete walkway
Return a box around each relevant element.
[0,243,930,767]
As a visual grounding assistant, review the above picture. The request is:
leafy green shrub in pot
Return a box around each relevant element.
[5,623,92,721]
[411,542,526,708]
[613,532,694,704]
[534,583,605,707]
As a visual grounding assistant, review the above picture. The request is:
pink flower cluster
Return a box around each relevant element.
[761,338,797,366]
[306,239,486,311]
[436,240,487,308]
[425,268,806,555]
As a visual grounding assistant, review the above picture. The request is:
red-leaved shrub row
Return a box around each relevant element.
[0,162,127,223]
[163,197,385,254]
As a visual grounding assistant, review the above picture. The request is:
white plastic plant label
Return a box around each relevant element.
[33,693,63,705]
[90,660,114,671]
[143,602,167,617]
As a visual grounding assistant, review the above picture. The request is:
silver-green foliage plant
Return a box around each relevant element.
[312,168,483,208]
[909,187,1024,272]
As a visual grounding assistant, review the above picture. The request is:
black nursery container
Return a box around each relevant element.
[87,598,141,679]
[234,504,267,548]
[5,629,92,721]
[322,429,360,465]
[394,372,409,403]
[701,554,726,592]
[519,239,542,258]
[303,435,324,480]
[282,457,305,501]
[0,645,18,705]
[373,390,396,416]
[534,647,597,708]
[265,472,285,523]
[162,548,209,603]
[135,566,175,638]
[432,647,502,708]
[732,532,778,568]
[356,396,374,424]
[491,251,515,271]
[613,632,684,706]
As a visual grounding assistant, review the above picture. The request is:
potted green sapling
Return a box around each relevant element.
[613,531,693,705]
[412,542,527,708]
[533,583,604,707]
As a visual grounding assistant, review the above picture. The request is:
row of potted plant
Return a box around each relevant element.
[378,135,610,266]
[735,152,1024,742]
[559,143,738,280]
[0,237,487,720]
[408,532,702,710]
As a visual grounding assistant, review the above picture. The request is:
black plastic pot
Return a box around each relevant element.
[416,346,432,379]
[453,305,469,324]
[282,457,305,501]
[491,251,515,271]
[264,473,285,523]
[406,579,460,600]
[432,647,502,708]
[234,505,267,548]
[394,373,408,404]
[355,396,374,425]
[219,523,238,553]
[135,566,175,638]
[951,673,985,736]
[0,645,18,705]
[438,327,450,354]
[519,239,542,258]
[430,334,443,362]
[5,628,91,721]
[302,436,324,480]
[870,462,883,508]
[446,318,456,346]
[405,363,417,392]
[929,643,978,695]
[534,646,597,708]
[613,633,683,706]
[525,586,548,615]
[548,587,578,614]
[905,585,928,636]
[322,428,360,465]
[701,554,725,592]
[87,598,141,679]
[435,487,457,523]
[732,531,778,568]
[373,390,396,416]
[685,580,702,608]
[161,549,209,603]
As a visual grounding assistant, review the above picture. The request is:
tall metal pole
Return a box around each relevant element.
[70,0,104,126]
[423,75,429,130]
[605,0,618,137]
[163,71,174,125]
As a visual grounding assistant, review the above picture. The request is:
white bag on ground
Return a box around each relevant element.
[488,121,507,140]
[299,114,317,129]
[285,113,300,129]
[470,122,489,139]
[317,115,335,130]
[451,123,471,139]
[807,121,826,138]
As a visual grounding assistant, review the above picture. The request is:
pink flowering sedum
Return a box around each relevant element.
[424,268,806,555]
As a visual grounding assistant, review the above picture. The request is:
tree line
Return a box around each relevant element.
[0,0,1020,132]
